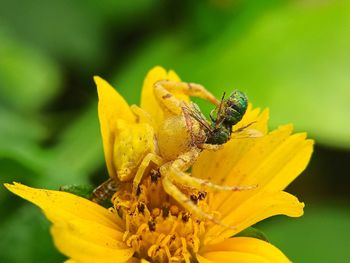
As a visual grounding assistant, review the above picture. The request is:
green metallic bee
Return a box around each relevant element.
[207,90,248,144]
[187,90,259,145]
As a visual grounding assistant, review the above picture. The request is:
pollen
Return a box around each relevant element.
[110,172,213,263]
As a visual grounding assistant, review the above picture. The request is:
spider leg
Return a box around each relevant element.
[164,148,256,192]
[132,153,163,194]
[161,176,217,223]
[154,82,184,115]
[156,80,220,106]
[198,143,224,151]
[154,80,219,115]
[165,163,257,193]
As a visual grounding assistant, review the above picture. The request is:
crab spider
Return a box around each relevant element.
[94,80,255,224]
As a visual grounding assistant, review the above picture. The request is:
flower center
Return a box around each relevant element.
[110,169,212,263]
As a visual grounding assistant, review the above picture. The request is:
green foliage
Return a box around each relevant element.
[0,31,61,112]
[0,205,65,262]
[59,184,94,199]
[258,203,350,263]
[112,0,350,148]
[0,0,349,262]
[234,226,269,242]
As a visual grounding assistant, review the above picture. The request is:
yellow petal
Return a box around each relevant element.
[125,258,150,263]
[5,183,121,229]
[213,129,312,217]
[193,108,313,216]
[140,66,168,126]
[205,191,304,245]
[4,183,133,262]
[140,66,186,128]
[192,106,269,186]
[198,237,290,263]
[51,220,133,263]
[94,76,135,179]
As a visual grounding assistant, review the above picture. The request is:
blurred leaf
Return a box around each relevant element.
[112,35,185,104]
[0,0,161,69]
[258,203,350,263]
[177,0,350,148]
[42,106,104,187]
[0,107,47,143]
[59,184,94,199]
[234,226,269,242]
[85,0,159,23]
[0,204,65,262]
[0,30,61,112]
[0,106,48,188]
[0,0,105,67]
[111,0,350,148]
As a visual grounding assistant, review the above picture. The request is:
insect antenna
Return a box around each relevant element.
[209,109,216,123]
[215,92,226,129]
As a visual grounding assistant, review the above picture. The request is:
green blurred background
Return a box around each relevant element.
[0,0,349,262]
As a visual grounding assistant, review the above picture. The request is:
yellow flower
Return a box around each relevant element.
[5,66,313,263]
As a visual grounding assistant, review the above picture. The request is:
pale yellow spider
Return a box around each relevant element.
[99,80,253,223]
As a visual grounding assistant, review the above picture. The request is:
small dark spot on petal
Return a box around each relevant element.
[190,194,198,204]
[137,203,145,214]
[198,191,207,200]
[148,220,156,232]
[162,93,172,99]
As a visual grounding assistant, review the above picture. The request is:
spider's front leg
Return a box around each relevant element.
[162,148,256,192]
[154,80,220,115]
[132,153,163,194]
[199,143,224,151]
[161,175,219,224]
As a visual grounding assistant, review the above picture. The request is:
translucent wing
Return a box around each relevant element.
[231,122,264,139]
[182,102,212,132]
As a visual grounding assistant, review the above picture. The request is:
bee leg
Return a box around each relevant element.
[156,80,220,106]
[199,143,224,151]
[132,153,163,194]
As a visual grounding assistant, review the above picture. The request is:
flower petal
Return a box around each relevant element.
[140,66,186,128]
[192,106,269,186]
[94,76,135,179]
[212,127,312,217]
[205,191,304,244]
[51,220,133,263]
[193,105,313,217]
[197,237,290,263]
[5,183,121,229]
[4,183,133,262]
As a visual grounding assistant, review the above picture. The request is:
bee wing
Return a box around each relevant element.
[231,128,264,139]
[182,103,212,131]
[231,121,264,139]
[214,92,226,128]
